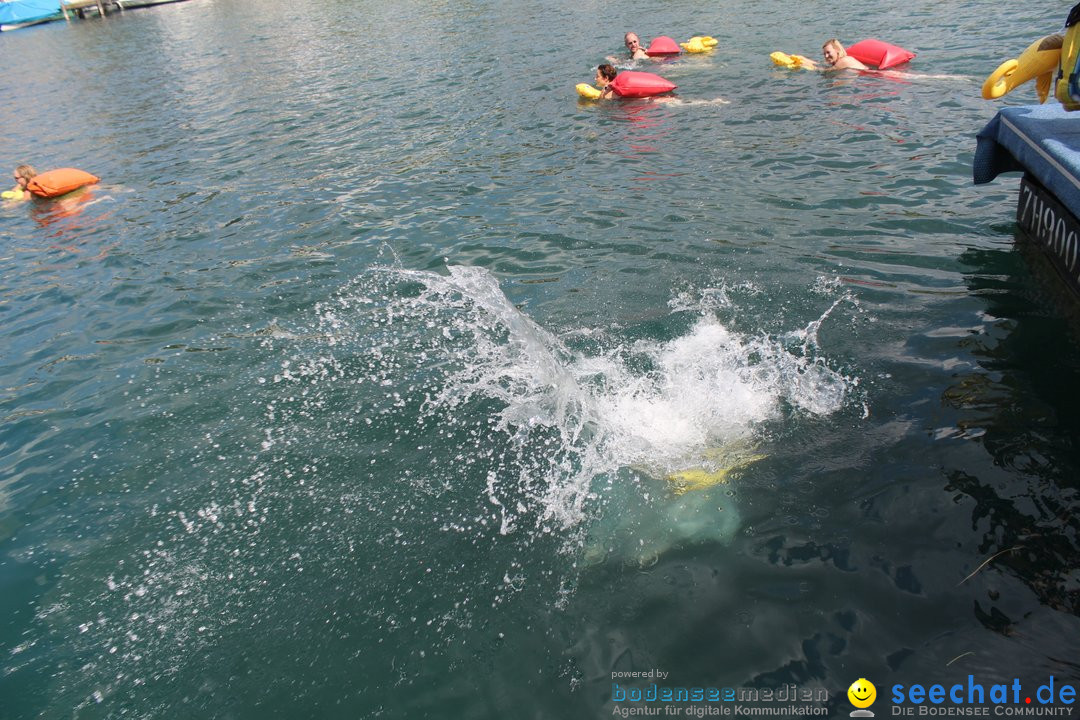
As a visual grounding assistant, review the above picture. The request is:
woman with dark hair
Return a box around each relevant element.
[595,63,618,99]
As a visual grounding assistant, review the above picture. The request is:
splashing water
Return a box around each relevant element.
[312,265,854,549]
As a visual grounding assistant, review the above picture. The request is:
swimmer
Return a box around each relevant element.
[595,63,618,99]
[622,32,649,60]
[578,65,682,101]
[4,165,99,199]
[3,164,36,200]
[607,31,651,63]
[781,39,868,71]
[820,39,868,70]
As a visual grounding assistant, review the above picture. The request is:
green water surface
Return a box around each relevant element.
[1,1,1078,717]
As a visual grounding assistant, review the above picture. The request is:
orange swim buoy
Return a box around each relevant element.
[26,168,100,198]
[645,36,682,56]
[609,71,677,98]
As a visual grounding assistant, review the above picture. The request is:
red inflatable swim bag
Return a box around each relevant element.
[27,168,99,198]
[845,39,915,69]
[610,71,677,98]
[645,36,681,56]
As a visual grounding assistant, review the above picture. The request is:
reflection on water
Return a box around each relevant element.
[945,245,1080,618]
[28,188,112,232]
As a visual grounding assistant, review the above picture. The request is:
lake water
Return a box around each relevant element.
[2,0,1079,717]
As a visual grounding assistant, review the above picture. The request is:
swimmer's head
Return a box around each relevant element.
[822,39,846,65]
[13,164,36,188]
[625,32,642,53]
[596,64,617,86]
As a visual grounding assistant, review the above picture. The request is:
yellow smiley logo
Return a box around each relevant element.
[847,678,877,709]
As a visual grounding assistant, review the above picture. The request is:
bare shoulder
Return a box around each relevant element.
[836,56,868,70]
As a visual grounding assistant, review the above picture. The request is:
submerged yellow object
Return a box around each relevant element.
[982,34,1063,103]
[1,187,25,200]
[770,51,811,69]
[681,36,718,53]
[576,83,603,100]
[665,447,766,495]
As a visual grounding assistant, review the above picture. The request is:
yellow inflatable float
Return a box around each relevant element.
[982,34,1063,103]
[576,83,602,100]
[1,187,26,200]
[770,51,813,69]
[680,36,718,53]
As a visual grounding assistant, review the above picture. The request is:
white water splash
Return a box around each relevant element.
[313,265,854,557]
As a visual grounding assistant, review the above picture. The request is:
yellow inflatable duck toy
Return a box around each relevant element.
[680,36,718,54]
[770,51,813,69]
[982,34,1063,103]
[1,187,26,201]
[576,83,602,100]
